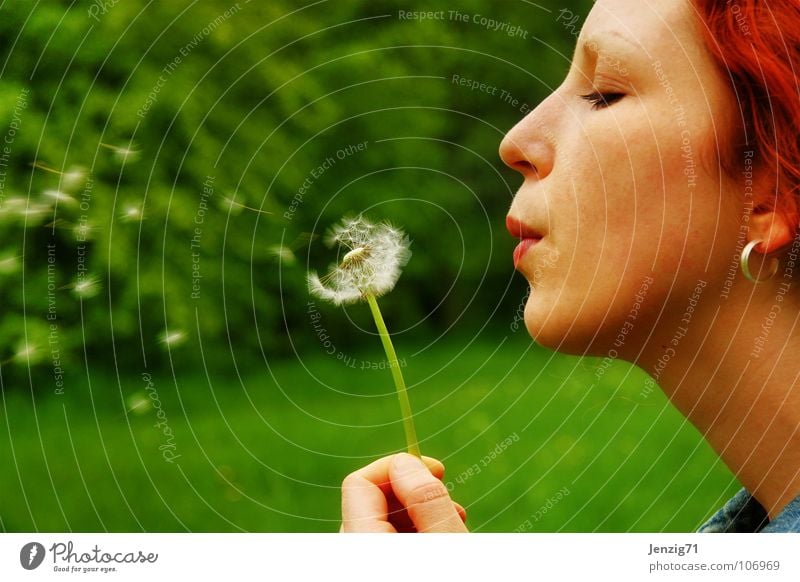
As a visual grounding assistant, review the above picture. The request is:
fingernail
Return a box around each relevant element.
[392,453,423,472]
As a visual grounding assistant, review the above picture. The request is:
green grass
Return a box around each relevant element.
[0,335,739,532]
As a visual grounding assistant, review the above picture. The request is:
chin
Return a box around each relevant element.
[522,292,607,356]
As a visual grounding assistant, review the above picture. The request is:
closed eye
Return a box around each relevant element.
[579,91,625,110]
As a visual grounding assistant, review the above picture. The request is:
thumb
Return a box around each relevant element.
[389,453,468,533]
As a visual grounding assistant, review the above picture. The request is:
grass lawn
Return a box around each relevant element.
[0,334,739,532]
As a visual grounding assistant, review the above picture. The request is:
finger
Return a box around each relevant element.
[341,472,397,533]
[389,453,468,533]
[348,454,445,496]
[424,456,446,480]
[341,454,445,533]
[454,502,467,523]
[387,499,467,532]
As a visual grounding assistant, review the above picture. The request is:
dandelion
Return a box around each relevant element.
[307,216,419,456]
[308,216,412,305]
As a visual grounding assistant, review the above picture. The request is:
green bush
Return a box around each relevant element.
[0,0,593,384]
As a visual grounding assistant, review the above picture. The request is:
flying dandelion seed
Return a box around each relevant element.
[61,166,88,191]
[72,275,100,299]
[125,392,152,415]
[43,189,77,206]
[267,244,297,266]
[269,233,317,266]
[218,196,243,216]
[159,330,186,347]
[21,204,53,220]
[0,197,51,222]
[31,162,88,192]
[307,215,419,456]
[1,199,53,225]
[100,142,140,163]
[220,195,271,215]
[120,205,144,222]
[0,254,20,275]
[73,221,95,241]
[12,341,40,365]
[45,218,69,230]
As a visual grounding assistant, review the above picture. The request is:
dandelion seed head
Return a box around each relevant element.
[341,246,370,268]
[307,216,411,305]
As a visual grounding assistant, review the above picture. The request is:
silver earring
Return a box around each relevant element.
[740,239,779,283]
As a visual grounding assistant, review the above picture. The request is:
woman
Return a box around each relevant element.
[341,0,800,533]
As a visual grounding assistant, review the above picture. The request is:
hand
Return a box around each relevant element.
[340,452,468,533]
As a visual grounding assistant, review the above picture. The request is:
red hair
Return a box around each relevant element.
[693,0,800,228]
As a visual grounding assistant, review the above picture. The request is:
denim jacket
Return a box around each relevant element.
[697,487,800,532]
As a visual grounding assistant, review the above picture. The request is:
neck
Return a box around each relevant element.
[635,275,800,520]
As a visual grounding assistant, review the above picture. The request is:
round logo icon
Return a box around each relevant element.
[20,542,45,570]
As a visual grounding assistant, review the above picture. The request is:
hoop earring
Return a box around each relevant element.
[740,239,779,283]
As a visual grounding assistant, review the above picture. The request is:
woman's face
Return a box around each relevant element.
[500,0,742,356]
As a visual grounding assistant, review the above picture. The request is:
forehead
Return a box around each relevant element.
[580,0,700,61]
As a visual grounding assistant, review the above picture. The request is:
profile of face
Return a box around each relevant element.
[500,0,746,357]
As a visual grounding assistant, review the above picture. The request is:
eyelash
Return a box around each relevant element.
[579,91,625,110]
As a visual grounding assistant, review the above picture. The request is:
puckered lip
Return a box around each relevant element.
[506,215,544,240]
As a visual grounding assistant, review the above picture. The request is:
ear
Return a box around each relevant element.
[748,207,794,254]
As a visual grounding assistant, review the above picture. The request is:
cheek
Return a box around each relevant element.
[575,108,708,274]
[546,116,666,289]
[522,110,711,353]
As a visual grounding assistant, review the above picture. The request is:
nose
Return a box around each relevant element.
[498,110,555,181]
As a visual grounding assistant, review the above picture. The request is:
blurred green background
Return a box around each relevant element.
[0,0,738,532]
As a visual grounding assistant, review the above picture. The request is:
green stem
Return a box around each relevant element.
[365,292,421,457]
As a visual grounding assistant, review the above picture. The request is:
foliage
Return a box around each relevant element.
[0,0,592,382]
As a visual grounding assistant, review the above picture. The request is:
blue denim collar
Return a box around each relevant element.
[697,487,800,532]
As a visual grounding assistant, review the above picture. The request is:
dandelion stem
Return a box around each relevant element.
[364,291,420,457]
